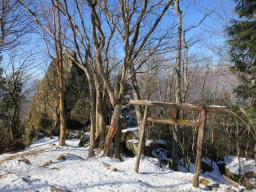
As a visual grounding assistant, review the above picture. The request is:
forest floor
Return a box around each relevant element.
[0,137,249,192]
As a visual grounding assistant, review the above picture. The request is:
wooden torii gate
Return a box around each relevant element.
[129,99,229,188]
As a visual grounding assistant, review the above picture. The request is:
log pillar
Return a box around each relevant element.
[193,107,206,187]
[135,106,148,173]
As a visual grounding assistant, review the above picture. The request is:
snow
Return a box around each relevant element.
[127,139,139,144]
[224,155,256,175]
[145,139,168,146]
[122,126,139,135]
[0,137,244,192]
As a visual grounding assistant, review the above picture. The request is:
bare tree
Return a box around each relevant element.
[95,0,173,157]
[61,0,112,155]
[0,0,34,51]
[17,0,67,146]
[169,0,182,170]
[53,0,66,146]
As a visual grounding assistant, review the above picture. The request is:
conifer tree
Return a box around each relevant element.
[226,0,256,106]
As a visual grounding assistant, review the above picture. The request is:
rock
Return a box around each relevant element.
[103,163,118,172]
[21,177,31,183]
[23,52,90,144]
[145,140,171,158]
[56,153,66,161]
[242,178,255,190]
[200,178,210,188]
[50,186,70,192]
[18,158,31,165]
[104,163,111,170]
[111,168,118,172]
[79,132,90,147]
[51,167,60,170]
[120,103,137,127]
[64,153,84,160]
[49,143,56,147]
[41,160,52,167]
[66,129,85,139]
[121,131,139,156]
[126,139,139,156]
[208,183,219,190]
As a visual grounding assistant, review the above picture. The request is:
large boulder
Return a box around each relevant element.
[23,52,90,144]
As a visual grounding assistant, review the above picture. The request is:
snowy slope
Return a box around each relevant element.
[224,155,256,175]
[0,137,243,192]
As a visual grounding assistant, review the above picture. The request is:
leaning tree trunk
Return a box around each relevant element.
[104,104,121,156]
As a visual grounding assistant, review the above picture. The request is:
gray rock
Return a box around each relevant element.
[208,183,219,190]
[121,131,139,156]
[23,52,90,144]
[66,129,85,139]
[79,132,90,147]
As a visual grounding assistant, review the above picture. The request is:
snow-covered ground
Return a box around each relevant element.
[0,137,245,192]
[224,155,256,175]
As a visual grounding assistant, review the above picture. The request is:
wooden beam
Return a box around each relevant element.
[193,108,206,187]
[147,117,200,127]
[129,99,229,113]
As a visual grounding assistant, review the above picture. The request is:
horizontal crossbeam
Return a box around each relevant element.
[129,99,229,113]
[147,117,200,127]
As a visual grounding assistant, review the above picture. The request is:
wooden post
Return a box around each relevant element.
[193,107,206,187]
[134,106,148,173]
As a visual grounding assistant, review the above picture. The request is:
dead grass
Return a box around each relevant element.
[0,148,46,164]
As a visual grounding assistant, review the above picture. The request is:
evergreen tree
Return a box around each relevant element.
[226,0,256,107]
[227,1,256,157]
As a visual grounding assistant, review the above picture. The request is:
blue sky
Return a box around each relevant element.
[180,0,236,63]
[1,0,237,79]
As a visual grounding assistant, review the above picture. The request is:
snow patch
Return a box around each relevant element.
[224,155,256,175]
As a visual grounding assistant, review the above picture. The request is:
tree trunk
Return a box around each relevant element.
[170,0,182,171]
[9,104,18,141]
[56,0,66,146]
[182,30,189,103]
[88,80,96,157]
[112,118,122,159]
[104,104,121,156]
[130,71,143,127]
[174,0,182,105]
[94,73,105,152]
